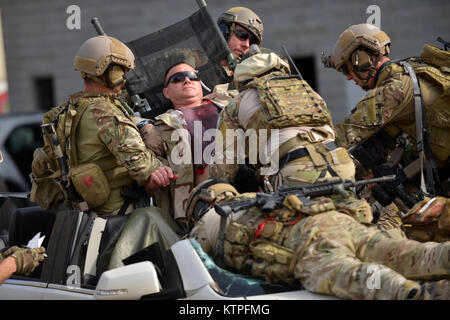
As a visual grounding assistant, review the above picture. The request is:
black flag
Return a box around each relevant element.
[125,6,233,119]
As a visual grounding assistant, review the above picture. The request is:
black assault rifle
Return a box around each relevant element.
[214,175,396,217]
[349,131,421,210]
[212,174,396,266]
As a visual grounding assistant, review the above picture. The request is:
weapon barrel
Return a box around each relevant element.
[195,0,207,8]
[214,197,257,217]
[91,17,106,36]
[352,174,396,186]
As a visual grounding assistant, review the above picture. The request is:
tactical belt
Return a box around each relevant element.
[278,141,338,170]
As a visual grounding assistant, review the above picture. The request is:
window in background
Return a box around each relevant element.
[34,76,55,111]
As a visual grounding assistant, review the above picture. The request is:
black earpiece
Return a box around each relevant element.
[218,22,231,41]
[105,64,126,88]
[351,48,379,71]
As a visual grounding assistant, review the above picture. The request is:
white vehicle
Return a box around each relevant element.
[0,200,335,300]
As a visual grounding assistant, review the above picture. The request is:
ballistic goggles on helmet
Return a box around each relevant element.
[233,28,257,45]
[165,70,200,87]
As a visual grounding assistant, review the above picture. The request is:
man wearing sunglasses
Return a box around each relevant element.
[135,59,233,227]
[218,7,264,76]
[322,24,450,242]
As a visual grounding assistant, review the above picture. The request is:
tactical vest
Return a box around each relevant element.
[30,94,134,210]
[240,71,333,130]
[222,194,337,285]
[234,71,353,185]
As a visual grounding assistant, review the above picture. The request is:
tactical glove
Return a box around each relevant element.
[4,246,46,276]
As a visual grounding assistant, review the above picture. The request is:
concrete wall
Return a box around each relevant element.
[0,0,449,123]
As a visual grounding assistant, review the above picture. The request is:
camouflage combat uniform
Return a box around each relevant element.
[190,191,450,300]
[47,92,160,216]
[335,59,449,166]
[210,53,371,224]
[0,246,46,277]
[138,108,196,221]
[32,92,180,273]
[187,52,450,300]
[335,59,450,241]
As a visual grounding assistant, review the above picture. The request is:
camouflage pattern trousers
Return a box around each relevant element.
[294,211,449,299]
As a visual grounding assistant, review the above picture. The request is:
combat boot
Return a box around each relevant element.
[419,280,450,300]
[393,280,422,300]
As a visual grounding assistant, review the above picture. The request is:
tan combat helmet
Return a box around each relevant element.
[322,24,391,87]
[185,179,239,227]
[74,35,135,88]
[218,7,264,45]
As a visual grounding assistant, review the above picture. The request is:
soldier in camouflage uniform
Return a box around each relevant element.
[136,57,235,225]
[30,35,177,216]
[322,24,450,241]
[217,7,264,77]
[186,49,450,299]
[29,36,180,273]
[210,48,373,224]
[188,182,450,300]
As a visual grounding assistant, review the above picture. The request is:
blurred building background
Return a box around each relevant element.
[0,0,449,123]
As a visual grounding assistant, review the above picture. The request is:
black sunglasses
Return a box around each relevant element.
[165,71,200,87]
[233,29,257,45]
